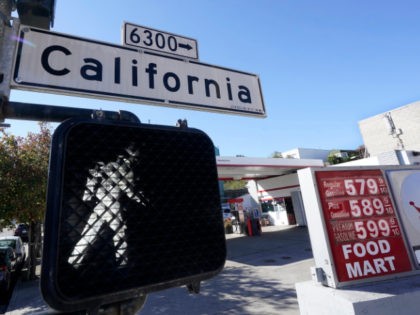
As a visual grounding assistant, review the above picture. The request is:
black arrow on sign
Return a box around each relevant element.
[179,43,193,51]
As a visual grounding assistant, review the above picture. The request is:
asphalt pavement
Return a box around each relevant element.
[5,225,314,315]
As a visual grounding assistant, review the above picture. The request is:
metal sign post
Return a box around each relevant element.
[0,1,18,101]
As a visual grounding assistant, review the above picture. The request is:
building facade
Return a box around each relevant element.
[359,101,420,157]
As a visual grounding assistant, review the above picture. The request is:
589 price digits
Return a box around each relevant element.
[348,197,393,217]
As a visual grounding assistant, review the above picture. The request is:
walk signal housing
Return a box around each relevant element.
[16,0,55,29]
[41,118,226,312]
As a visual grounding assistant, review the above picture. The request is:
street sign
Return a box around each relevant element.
[123,22,199,60]
[11,26,266,117]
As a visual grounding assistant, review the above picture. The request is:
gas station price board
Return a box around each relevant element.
[315,169,412,283]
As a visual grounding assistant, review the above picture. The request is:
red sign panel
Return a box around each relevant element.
[316,169,412,283]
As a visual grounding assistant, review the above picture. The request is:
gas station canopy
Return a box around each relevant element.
[216,156,325,181]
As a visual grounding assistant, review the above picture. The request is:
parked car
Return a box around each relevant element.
[0,247,15,293]
[0,236,26,268]
[14,223,29,242]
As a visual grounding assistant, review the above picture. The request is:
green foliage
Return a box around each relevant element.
[327,150,344,165]
[327,147,365,165]
[270,151,283,158]
[223,180,247,191]
[0,123,52,225]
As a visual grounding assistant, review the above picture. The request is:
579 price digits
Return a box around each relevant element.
[344,178,380,196]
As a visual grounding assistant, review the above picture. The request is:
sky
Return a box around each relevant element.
[5,0,420,157]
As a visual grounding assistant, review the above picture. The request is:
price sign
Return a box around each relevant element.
[316,169,412,283]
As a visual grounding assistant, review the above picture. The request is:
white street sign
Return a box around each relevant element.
[11,27,266,117]
[123,22,199,60]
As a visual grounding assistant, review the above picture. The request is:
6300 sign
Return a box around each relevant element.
[123,22,199,59]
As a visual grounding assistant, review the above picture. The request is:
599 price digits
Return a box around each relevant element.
[354,219,392,240]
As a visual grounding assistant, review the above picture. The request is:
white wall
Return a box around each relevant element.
[256,173,300,200]
[359,101,420,157]
[336,150,420,167]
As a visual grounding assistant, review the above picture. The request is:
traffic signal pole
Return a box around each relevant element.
[0,0,17,99]
[0,1,17,128]
[1,98,142,124]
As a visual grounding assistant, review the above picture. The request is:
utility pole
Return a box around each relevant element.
[1,0,55,126]
[0,0,18,127]
[0,0,17,97]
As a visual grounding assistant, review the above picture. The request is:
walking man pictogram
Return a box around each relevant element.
[68,146,146,268]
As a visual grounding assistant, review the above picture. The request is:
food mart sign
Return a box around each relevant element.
[299,167,420,288]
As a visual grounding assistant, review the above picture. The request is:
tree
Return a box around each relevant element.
[270,151,283,158]
[327,147,366,165]
[223,180,247,191]
[327,150,344,165]
[0,122,52,279]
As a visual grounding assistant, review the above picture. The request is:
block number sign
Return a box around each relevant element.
[315,169,412,283]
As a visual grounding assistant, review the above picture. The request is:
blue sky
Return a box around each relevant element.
[6,0,420,157]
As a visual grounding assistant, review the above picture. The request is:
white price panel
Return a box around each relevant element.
[387,169,420,267]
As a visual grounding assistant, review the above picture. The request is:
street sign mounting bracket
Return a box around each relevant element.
[0,98,141,125]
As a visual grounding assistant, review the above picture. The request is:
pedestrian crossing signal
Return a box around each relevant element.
[41,118,226,312]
